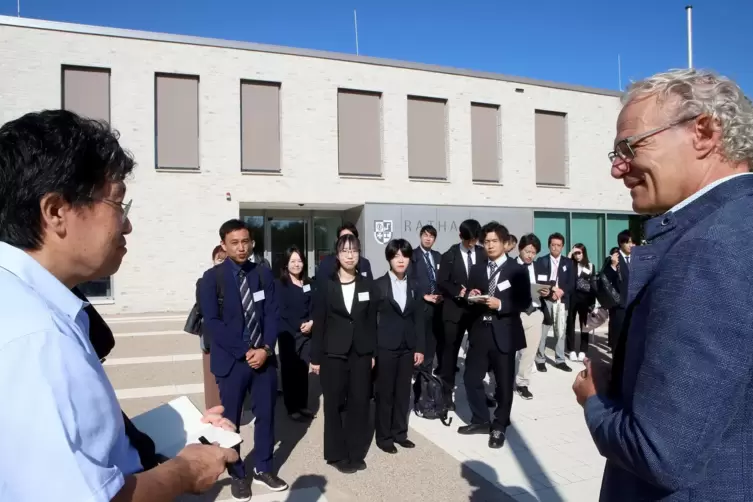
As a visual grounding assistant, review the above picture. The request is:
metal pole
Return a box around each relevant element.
[686,5,693,68]
[17,0,20,17]
[354,10,359,56]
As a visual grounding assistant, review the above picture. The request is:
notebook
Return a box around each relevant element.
[129,395,242,458]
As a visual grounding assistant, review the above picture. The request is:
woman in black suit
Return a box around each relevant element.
[310,233,376,474]
[372,239,425,454]
[276,245,315,422]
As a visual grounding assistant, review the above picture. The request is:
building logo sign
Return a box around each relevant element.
[373,220,394,245]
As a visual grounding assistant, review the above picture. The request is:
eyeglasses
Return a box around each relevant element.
[608,114,700,165]
[338,249,360,256]
[101,198,132,223]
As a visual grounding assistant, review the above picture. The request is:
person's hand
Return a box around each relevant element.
[201,405,236,432]
[468,289,482,297]
[247,348,268,369]
[414,352,424,366]
[175,443,239,494]
[310,363,320,375]
[485,297,501,310]
[459,286,467,297]
[539,286,551,297]
[434,294,443,303]
[423,294,437,303]
[572,358,598,407]
[611,252,619,268]
[300,320,313,334]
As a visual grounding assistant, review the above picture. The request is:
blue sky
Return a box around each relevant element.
[3,0,752,94]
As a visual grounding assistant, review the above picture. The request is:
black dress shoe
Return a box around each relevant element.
[516,386,533,400]
[352,459,367,471]
[327,460,357,474]
[378,443,398,454]
[536,362,548,372]
[457,423,490,435]
[395,439,415,449]
[488,429,506,449]
[554,362,573,372]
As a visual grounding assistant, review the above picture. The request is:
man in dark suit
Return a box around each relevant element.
[458,222,531,448]
[437,219,485,407]
[606,230,634,350]
[315,222,373,286]
[199,219,287,500]
[534,232,574,372]
[408,224,442,372]
[574,68,753,501]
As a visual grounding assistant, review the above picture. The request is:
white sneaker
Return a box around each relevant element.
[578,352,586,362]
[569,352,578,361]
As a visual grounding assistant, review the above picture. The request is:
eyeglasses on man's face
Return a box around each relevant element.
[100,198,132,224]
[608,114,700,165]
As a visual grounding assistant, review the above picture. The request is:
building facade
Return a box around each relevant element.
[0,16,634,314]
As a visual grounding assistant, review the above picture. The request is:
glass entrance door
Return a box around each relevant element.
[268,214,308,278]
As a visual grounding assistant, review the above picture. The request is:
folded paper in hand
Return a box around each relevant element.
[130,396,242,458]
[467,295,490,303]
[531,283,550,296]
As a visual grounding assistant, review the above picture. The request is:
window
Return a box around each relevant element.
[155,74,199,170]
[571,213,606,263]
[471,102,500,183]
[241,81,281,172]
[62,65,113,299]
[535,110,568,186]
[407,96,447,180]
[337,89,382,176]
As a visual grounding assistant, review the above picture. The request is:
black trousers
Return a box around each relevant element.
[320,350,373,463]
[375,348,414,447]
[439,314,474,396]
[566,294,593,354]
[419,302,442,371]
[278,332,309,414]
[608,307,626,351]
[463,328,516,430]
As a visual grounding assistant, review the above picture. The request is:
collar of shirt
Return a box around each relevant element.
[0,242,86,321]
[228,258,252,276]
[667,173,753,214]
[388,270,407,284]
[459,243,475,254]
[550,255,561,266]
[619,250,630,261]
[490,254,507,269]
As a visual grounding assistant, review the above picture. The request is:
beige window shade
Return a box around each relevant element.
[62,66,110,123]
[471,103,500,182]
[241,81,281,172]
[337,89,382,176]
[156,74,199,169]
[408,96,447,180]
[535,110,568,186]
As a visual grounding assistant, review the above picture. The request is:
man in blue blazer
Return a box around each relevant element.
[199,219,287,500]
[574,69,753,501]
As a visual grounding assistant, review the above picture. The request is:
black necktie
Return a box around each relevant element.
[466,249,473,274]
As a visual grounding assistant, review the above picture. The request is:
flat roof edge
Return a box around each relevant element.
[0,15,623,98]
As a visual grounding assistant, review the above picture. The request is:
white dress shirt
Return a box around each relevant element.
[460,243,477,277]
[518,257,540,308]
[389,271,408,312]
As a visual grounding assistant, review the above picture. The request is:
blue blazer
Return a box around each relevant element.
[199,260,279,378]
[585,174,753,501]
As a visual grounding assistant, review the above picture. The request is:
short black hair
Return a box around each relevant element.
[481,221,510,243]
[617,229,633,246]
[211,245,224,259]
[609,246,620,255]
[219,219,252,241]
[385,238,413,261]
[518,233,541,253]
[420,224,437,238]
[337,222,359,239]
[459,219,481,241]
[508,234,518,244]
[0,110,135,250]
[548,232,565,246]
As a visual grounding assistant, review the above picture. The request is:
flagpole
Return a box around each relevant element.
[354,9,359,56]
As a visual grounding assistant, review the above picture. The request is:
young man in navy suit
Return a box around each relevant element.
[408,224,443,372]
[199,219,287,501]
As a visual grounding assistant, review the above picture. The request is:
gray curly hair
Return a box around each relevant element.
[623,69,753,168]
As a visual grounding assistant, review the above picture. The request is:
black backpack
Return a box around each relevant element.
[413,368,452,426]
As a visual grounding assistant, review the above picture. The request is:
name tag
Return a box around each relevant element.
[582,268,591,276]
[358,292,370,302]
[436,264,440,270]
[303,284,311,293]
[537,274,548,282]
[253,290,265,302]
[563,266,567,272]
[497,280,511,292]
[361,272,368,277]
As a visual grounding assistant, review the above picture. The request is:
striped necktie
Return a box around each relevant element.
[488,261,498,296]
[423,251,436,293]
[238,270,261,348]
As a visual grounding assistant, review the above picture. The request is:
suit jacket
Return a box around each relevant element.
[534,254,576,306]
[408,247,442,298]
[466,257,531,353]
[371,273,425,352]
[585,174,753,501]
[438,244,487,322]
[275,278,313,357]
[199,259,279,378]
[310,274,376,365]
[617,253,631,307]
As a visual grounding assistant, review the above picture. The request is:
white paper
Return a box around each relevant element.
[358,291,370,302]
[497,280,511,292]
[531,283,550,296]
[467,295,490,303]
[253,290,265,302]
[129,396,242,458]
[303,284,311,293]
[537,274,548,282]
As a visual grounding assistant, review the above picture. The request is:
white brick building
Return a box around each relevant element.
[0,16,633,314]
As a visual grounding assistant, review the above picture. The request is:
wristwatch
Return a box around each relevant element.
[263,344,274,357]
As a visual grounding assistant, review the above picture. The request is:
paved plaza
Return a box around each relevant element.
[107,313,608,502]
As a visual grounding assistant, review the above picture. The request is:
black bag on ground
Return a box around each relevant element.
[591,272,620,310]
[413,368,452,426]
